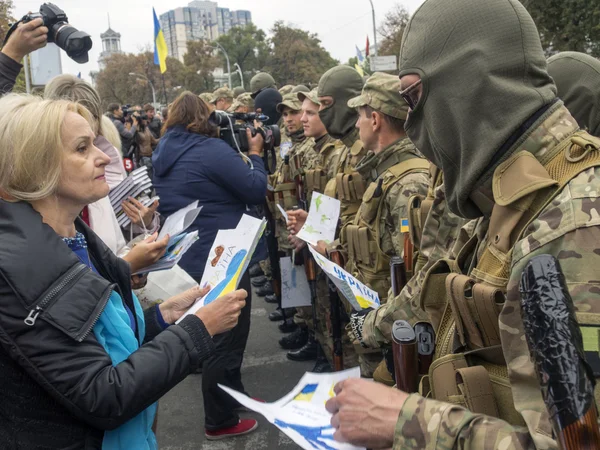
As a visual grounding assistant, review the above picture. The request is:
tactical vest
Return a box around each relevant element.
[273,158,296,222]
[420,131,600,425]
[304,141,343,200]
[345,158,429,303]
[331,140,368,220]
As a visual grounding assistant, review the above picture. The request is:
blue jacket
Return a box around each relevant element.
[153,126,267,280]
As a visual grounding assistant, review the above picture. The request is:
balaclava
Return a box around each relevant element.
[548,52,600,137]
[317,65,363,140]
[254,88,282,126]
[399,0,556,218]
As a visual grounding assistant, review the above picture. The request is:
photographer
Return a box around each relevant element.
[153,91,267,440]
[132,111,158,174]
[0,18,48,93]
[107,103,137,155]
[144,103,162,139]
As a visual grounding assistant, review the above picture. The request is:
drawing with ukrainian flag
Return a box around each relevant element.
[219,367,364,450]
[175,214,266,324]
[307,246,380,311]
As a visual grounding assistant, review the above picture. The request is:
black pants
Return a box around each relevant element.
[202,272,252,430]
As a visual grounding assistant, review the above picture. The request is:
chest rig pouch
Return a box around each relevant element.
[273,163,296,221]
[345,158,429,303]
[337,141,368,219]
[420,131,600,426]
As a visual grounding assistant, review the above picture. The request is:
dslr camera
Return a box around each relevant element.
[11,3,92,63]
[210,111,281,173]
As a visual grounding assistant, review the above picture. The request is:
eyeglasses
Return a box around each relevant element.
[399,79,422,110]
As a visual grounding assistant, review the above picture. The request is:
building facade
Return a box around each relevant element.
[160,2,252,62]
[98,21,122,70]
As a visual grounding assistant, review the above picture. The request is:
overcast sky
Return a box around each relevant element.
[15,0,425,82]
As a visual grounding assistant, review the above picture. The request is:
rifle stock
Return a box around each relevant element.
[329,250,345,371]
[520,255,600,450]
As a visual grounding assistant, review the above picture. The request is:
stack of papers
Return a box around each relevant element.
[133,201,203,275]
[176,214,267,323]
[220,368,364,450]
[296,193,340,246]
[108,167,158,228]
[308,246,380,311]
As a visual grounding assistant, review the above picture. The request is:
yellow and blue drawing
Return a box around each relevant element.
[203,249,248,305]
[293,383,318,402]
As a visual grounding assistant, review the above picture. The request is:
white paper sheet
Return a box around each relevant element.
[277,204,289,223]
[296,193,340,246]
[281,257,312,308]
[308,246,380,311]
[175,214,266,324]
[158,201,202,240]
[134,265,197,307]
[219,368,364,450]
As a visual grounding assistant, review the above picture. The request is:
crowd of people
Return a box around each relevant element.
[1,0,600,448]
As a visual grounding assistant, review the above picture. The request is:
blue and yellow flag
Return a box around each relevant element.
[153,7,168,74]
[400,218,410,233]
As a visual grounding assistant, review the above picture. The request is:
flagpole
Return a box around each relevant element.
[368,0,377,56]
[161,73,168,105]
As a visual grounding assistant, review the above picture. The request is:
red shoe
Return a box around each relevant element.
[205,419,258,440]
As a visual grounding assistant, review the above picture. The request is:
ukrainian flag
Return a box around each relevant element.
[153,8,168,74]
[401,218,410,233]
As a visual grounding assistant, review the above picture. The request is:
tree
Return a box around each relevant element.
[523,0,600,56]
[216,24,270,87]
[0,0,25,92]
[264,22,338,86]
[377,4,410,58]
[183,40,219,93]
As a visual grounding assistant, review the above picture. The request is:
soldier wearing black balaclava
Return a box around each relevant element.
[326,0,600,449]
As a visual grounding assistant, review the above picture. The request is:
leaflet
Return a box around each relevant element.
[220,368,364,450]
[296,193,340,246]
[308,246,380,311]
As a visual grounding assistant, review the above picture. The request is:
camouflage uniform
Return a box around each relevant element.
[230,93,253,113]
[394,104,600,450]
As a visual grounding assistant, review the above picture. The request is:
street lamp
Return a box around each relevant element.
[128,72,157,106]
[234,63,244,89]
[208,43,232,88]
[368,0,378,56]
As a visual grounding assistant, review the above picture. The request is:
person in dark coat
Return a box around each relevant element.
[153,91,267,439]
[0,93,247,449]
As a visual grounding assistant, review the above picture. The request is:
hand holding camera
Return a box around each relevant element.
[2,18,48,63]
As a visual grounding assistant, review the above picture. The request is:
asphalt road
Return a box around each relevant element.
[156,287,312,449]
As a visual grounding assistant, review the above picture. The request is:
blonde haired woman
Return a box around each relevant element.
[0,94,247,449]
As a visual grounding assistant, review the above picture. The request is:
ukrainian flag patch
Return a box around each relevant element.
[401,218,409,233]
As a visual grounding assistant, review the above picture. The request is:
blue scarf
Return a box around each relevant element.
[63,233,157,449]
[94,291,158,450]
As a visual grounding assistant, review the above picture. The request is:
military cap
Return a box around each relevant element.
[297,88,320,105]
[211,86,234,103]
[292,84,309,93]
[232,86,246,97]
[231,92,254,111]
[347,72,408,120]
[276,92,303,113]
[250,72,276,98]
[199,92,213,103]
[278,84,295,96]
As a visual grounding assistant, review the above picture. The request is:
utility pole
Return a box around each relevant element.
[214,42,232,87]
[368,0,378,56]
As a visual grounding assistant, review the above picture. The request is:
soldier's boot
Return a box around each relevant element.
[279,318,297,333]
[249,263,264,278]
[279,326,308,350]
[256,283,275,297]
[312,354,332,373]
[251,275,268,287]
[264,294,278,304]
[269,307,296,322]
[287,334,318,361]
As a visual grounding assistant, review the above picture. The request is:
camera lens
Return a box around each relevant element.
[54,24,92,64]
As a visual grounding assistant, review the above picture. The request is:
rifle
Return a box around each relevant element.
[265,183,285,321]
[520,255,600,450]
[292,155,320,354]
[329,250,345,371]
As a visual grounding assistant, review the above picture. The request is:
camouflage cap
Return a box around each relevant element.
[232,86,246,97]
[279,84,295,96]
[297,88,320,105]
[199,92,213,103]
[292,84,309,93]
[231,92,254,111]
[276,93,303,113]
[211,86,234,103]
[250,72,276,98]
[347,72,408,120]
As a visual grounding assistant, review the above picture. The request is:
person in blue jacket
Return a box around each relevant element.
[153,91,267,440]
